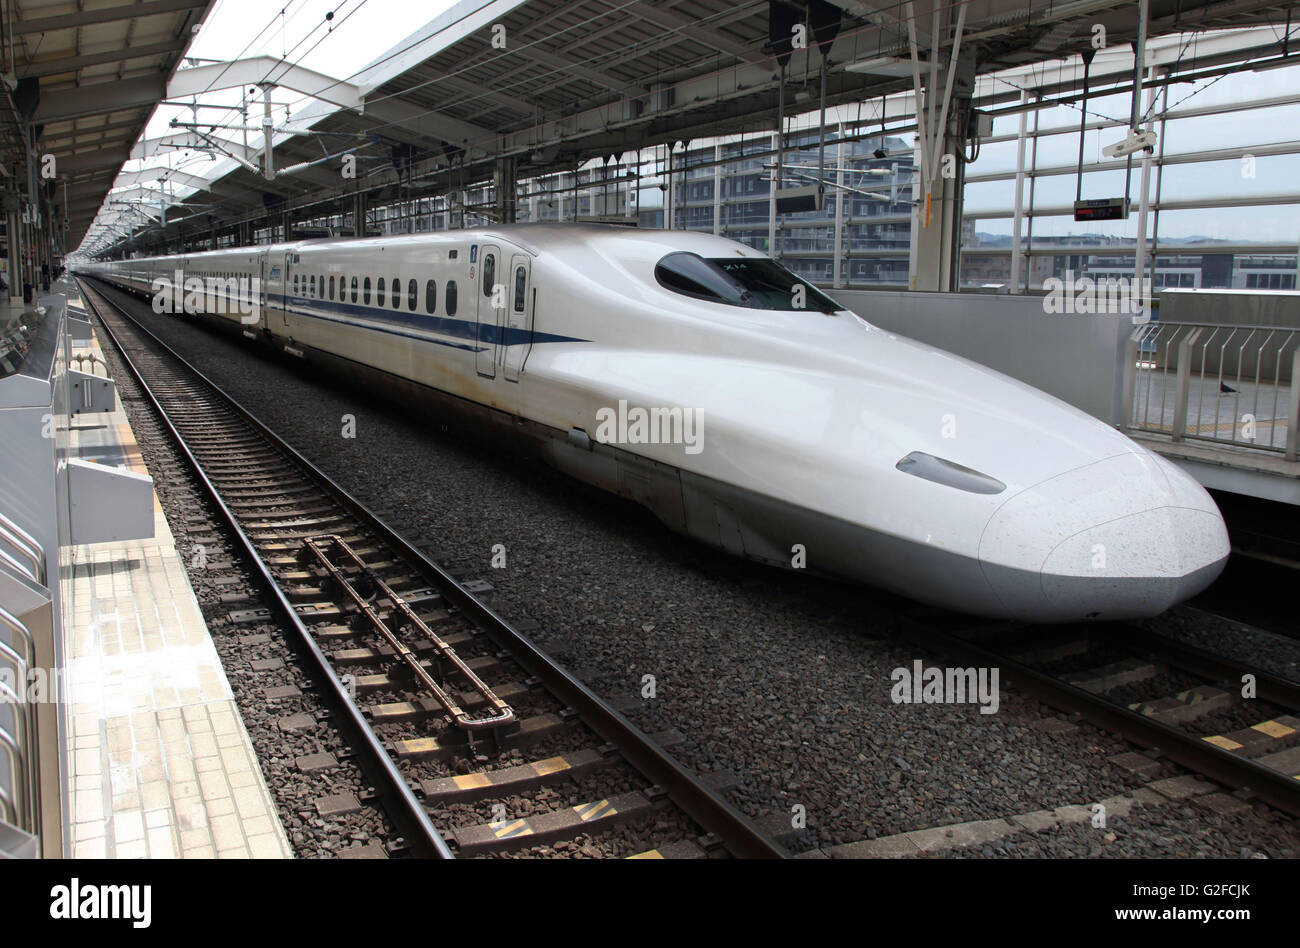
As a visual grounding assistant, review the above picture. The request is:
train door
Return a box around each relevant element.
[279,251,293,328]
[255,254,267,328]
[502,254,532,382]
[475,244,503,378]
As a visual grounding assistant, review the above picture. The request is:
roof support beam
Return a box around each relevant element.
[627,3,766,65]
[57,148,133,176]
[18,38,190,78]
[168,57,364,111]
[15,0,207,35]
[34,76,166,123]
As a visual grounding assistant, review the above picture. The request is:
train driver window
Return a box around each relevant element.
[513,266,526,312]
[363,277,372,304]
[654,251,842,314]
[425,280,436,314]
[446,280,458,316]
[377,277,386,307]
[482,254,495,298]
[351,276,358,302]
[408,279,417,310]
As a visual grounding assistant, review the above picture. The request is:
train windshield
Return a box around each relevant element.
[655,252,842,313]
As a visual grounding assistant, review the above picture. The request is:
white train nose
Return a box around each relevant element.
[978,452,1230,621]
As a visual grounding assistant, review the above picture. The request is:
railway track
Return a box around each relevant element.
[900,612,1300,819]
[78,277,786,859]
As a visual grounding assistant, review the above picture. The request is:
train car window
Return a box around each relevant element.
[408,279,417,310]
[293,275,299,294]
[350,276,358,302]
[392,278,401,309]
[363,277,372,304]
[513,266,526,312]
[425,280,436,314]
[654,252,842,314]
[377,278,386,307]
[446,280,458,316]
[482,254,495,297]
[329,276,335,299]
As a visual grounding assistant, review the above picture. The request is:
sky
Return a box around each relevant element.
[121,0,458,184]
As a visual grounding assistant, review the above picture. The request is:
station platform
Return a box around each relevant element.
[59,293,292,859]
[1128,370,1299,505]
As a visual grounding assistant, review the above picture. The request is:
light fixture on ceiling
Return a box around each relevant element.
[844,56,919,78]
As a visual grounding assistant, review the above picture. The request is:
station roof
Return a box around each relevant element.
[8,0,216,251]
[76,0,1300,256]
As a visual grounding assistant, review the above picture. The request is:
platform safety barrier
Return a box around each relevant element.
[1124,321,1300,461]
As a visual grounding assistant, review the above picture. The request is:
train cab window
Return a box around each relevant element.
[350,277,358,302]
[513,266,526,312]
[425,280,436,314]
[408,279,417,310]
[482,254,495,297]
[446,280,457,316]
[653,252,842,314]
[377,278,386,307]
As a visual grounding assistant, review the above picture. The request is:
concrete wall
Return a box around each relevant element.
[832,289,1133,426]
[1158,289,1300,383]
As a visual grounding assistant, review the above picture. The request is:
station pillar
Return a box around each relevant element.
[352,191,367,237]
[494,156,517,224]
[908,67,973,293]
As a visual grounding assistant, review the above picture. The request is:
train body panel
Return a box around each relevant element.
[77,223,1229,621]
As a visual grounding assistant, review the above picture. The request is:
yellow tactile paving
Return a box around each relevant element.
[60,324,292,859]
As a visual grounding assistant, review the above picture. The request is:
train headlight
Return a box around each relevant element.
[896,451,1006,495]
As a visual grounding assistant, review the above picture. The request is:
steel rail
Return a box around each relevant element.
[900,617,1300,818]
[302,533,516,733]
[79,277,787,859]
[1119,624,1300,709]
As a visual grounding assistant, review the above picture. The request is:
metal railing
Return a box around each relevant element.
[0,605,37,836]
[0,510,46,846]
[1124,320,1300,461]
[0,513,45,589]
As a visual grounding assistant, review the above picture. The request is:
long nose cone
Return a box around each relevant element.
[978,452,1230,621]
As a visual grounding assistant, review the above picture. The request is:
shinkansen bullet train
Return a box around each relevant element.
[78,224,1229,621]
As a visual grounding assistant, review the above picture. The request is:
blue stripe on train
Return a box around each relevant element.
[275,292,587,349]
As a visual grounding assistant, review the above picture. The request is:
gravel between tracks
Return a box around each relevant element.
[94,284,1300,858]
